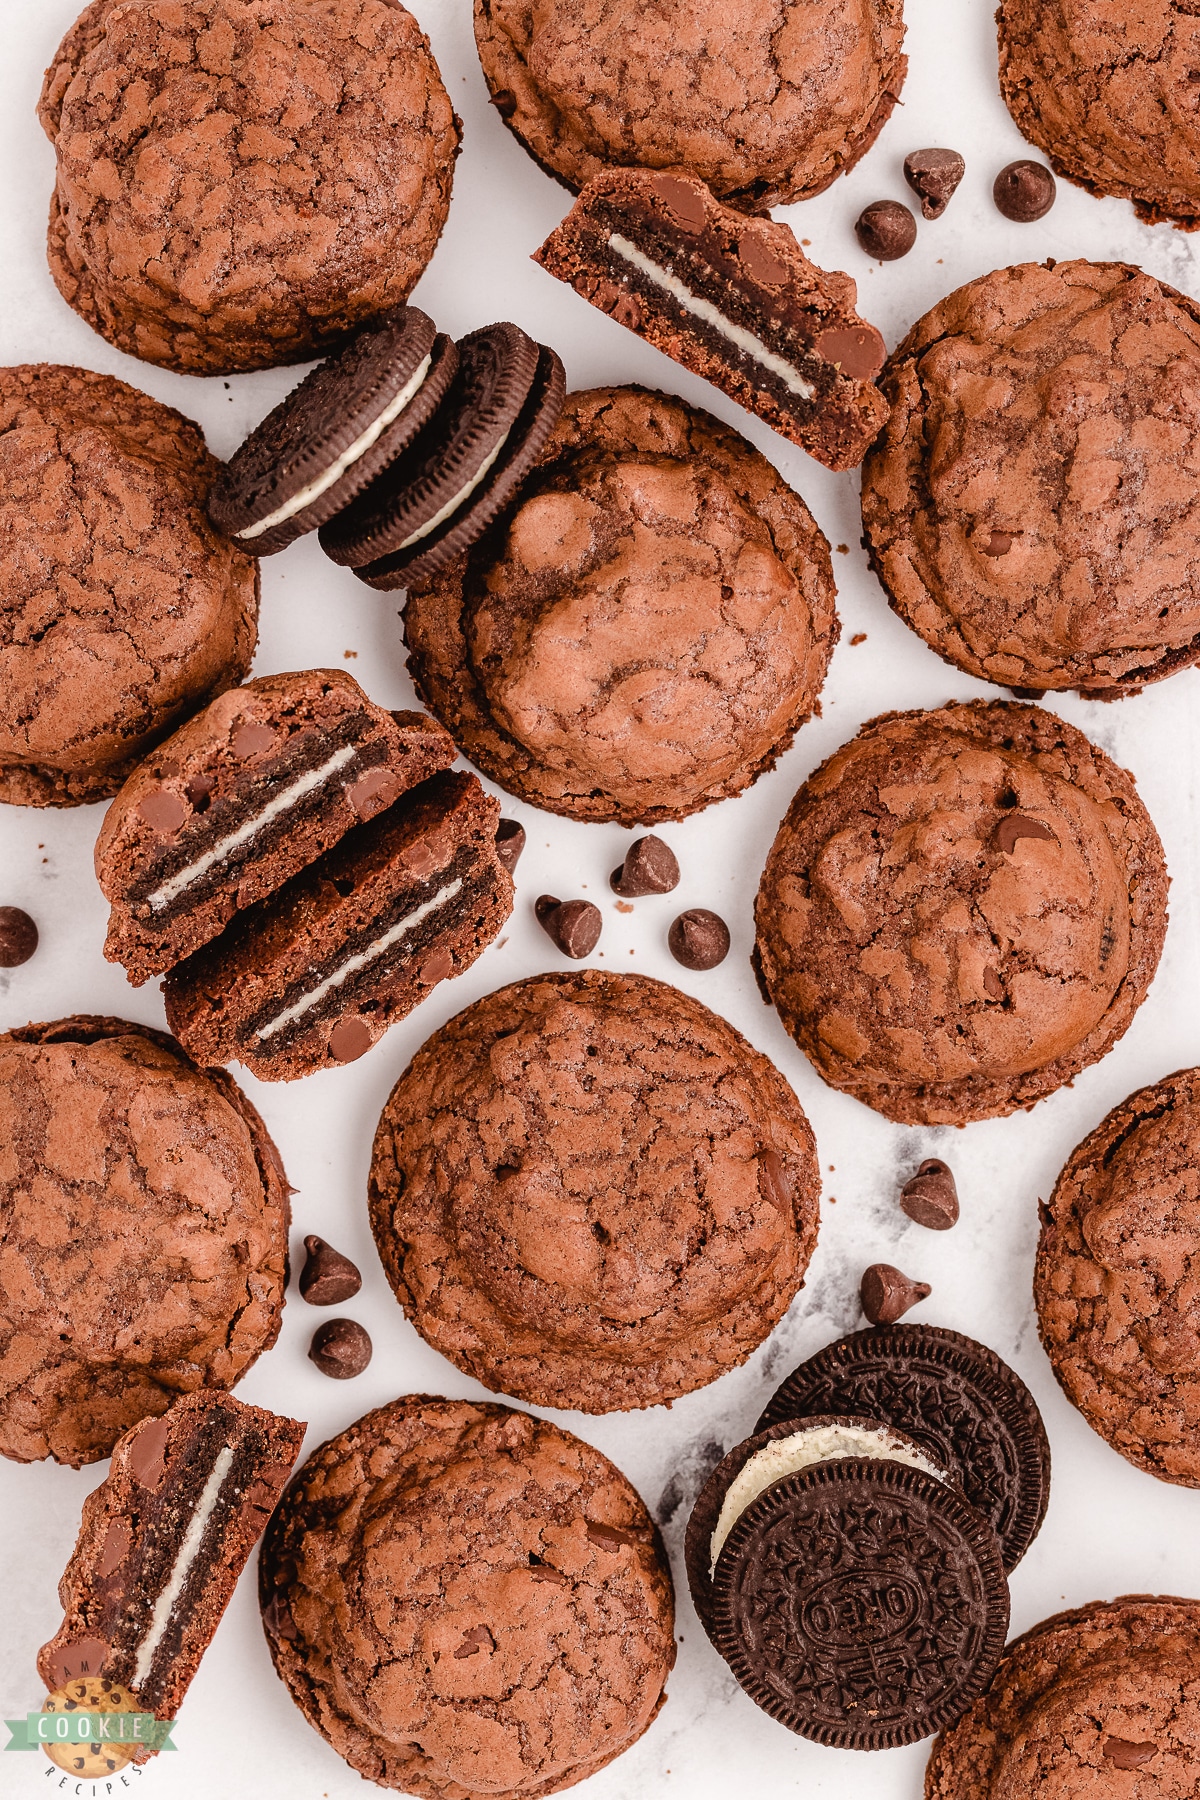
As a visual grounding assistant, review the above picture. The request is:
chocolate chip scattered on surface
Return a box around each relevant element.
[308,1318,372,1379]
[495,819,526,872]
[299,1236,362,1306]
[860,1262,932,1324]
[994,159,1056,220]
[855,199,917,260]
[668,909,730,970]
[900,1159,960,1230]
[903,147,966,218]
[0,906,38,967]
[610,835,680,897]
[535,896,602,958]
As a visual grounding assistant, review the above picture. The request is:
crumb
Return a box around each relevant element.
[828,1194,837,1203]
[801,239,811,246]
[828,1164,835,1171]
[629,948,635,954]
[836,543,849,554]
[615,900,634,914]
[494,936,508,950]
[850,632,867,645]
[343,649,358,659]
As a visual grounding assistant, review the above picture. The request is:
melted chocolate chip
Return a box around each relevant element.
[980,529,1014,557]
[737,227,790,287]
[230,720,276,759]
[1102,1738,1156,1769]
[757,1149,793,1213]
[495,819,526,872]
[899,1158,960,1230]
[420,946,454,985]
[668,908,730,970]
[97,1519,131,1579]
[0,906,38,967]
[651,173,707,231]
[137,788,189,834]
[535,896,602,959]
[586,1521,636,1548]
[994,160,1056,221]
[855,200,917,261]
[995,814,1056,854]
[262,1590,298,1641]
[127,1415,171,1489]
[308,1317,372,1379]
[453,1624,495,1658]
[185,772,215,812]
[329,1016,373,1063]
[610,835,680,897]
[903,147,966,219]
[47,1639,110,1685]
[813,324,887,380]
[299,1235,362,1305]
[345,767,398,817]
[860,1263,931,1325]
[983,967,1005,1000]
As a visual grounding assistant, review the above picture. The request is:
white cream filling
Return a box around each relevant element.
[146,743,360,913]
[254,876,463,1042]
[234,354,433,540]
[607,233,816,401]
[131,1445,235,1689]
[709,1424,945,1575]
[397,430,510,550]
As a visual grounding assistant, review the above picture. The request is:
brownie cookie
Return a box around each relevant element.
[164,770,513,1080]
[536,171,887,471]
[0,365,257,807]
[926,1596,1200,1797]
[259,1397,675,1798]
[405,386,838,825]
[96,671,455,983]
[475,0,907,212]
[1036,1068,1200,1487]
[754,701,1167,1124]
[758,1326,1051,1571]
[39,1392,304,1724]
[862,261,1200,697]
[368,969,820,1411]
[997,1,1200,229]
[40,0,459,374]
[0,1018,289,1466]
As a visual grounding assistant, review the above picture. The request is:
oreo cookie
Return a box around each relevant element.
[319,323,566,589]
[208,310,458,555]
[758,1325,1050,1572]
[709,1456,1009,1748]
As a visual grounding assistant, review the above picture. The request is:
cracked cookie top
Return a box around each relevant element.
[259,1397,676,1800]
[754,700,1167,1125]
[861,261,1200,697]
[0,364,258,806]
[404,385,838,825]
[474,0,906,211]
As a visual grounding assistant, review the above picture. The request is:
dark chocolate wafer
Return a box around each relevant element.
[758,1325,1050,1572]
[320,324,566,588]
[208,311,458,555]
[711,1457,1009,1748]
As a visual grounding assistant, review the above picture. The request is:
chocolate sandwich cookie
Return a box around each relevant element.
[758,1325,1051,1570]
[708,1451,1009,1747]
[405,385,839,824]
[259,1397,676,1799]
[40,0,460,375]
[368,969,820,1411]
[536,171,888,471]
[164,770,512,1081]
[96,671,455,984]
[753,701,1167,1124]
[862,261,1200,697]
[686,1413,949,1638]
[475,0,907,212]
[320,324,566,589]
[1036,1068,1200,1487]
[927,1595,1200,1798]
[39,1391,304,1729]
[208,312,458,555]
[0,1018,289,1466]
[0,364,257,807]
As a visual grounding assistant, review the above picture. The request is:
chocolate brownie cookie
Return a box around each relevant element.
[0,1018,289,1466]
[536,171,887,470]
[754,701,1167,1125]
[862,261,1200,697]
[405,386,838,824]
[1036,1068,1200,1487]
[0,366,257,807]
[475,0,906,212]
[259,1397,676,1798]
[368,969,820,1411]
[926,1596,1200,1797]
[997,1,1200,229]
[96,671,455,983]
[39,1392,304,1724]
[164,770,513,1080]
[40,0,459,374]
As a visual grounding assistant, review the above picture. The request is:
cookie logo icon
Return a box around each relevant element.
[40,1676,138,1774]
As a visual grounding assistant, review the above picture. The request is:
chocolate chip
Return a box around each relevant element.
[420,946,454,986]
[813,324,887,381]
[980,529,1013,557]
[137,788,189,834]
[586,1521,636,1548]
[758,1149,793,1212]
[262,1591,298,1641]
[994,160,1056,221]
[1102,1738,1157,1769]
[983,967,1005,1000]
[345,767,398,817]
[903,147,965,219]
[0,907,38,967]
[230,720,276,759]
[651,173,707,231]
[737,228,790,288]
[528,1564,568,1584]
[995,814,1056,854]
[97,1518,131,1579]
[308,1318,372,1379]
[127,1415,171,1489]
[299,1235,362,1305]
[899,1158,960,1230]
[668,908,730,970]
[453,1624,495,1658]
[495,820,526,872]
[47,1639,110,1685]
[535,896,602,959]
[855,199,917,261]
[860,1263,931,1325]
[488,87,516,117]
[610,835,680,897]
[185,772,215,812]
[328,1016,373,1063]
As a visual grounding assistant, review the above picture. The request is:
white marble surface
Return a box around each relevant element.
[4,2,1200,1796]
